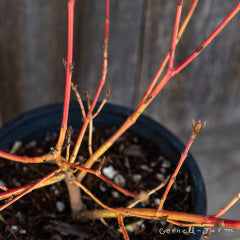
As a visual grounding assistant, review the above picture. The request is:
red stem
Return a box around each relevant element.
[161,210,240,229]
[168,0,183,71]
[0,171,67,201]
[142,1,240,107]
[158,129,195,211]
[139,0,198,106]
[63,162,136,198]
[142,1,183,102]
[0,182,39,201]
[56,0,75,151]
[173,1,240,76]
[138,52,169,107]
[0,168,61,212]
[137,1,183,109]
[78,208,240,229]
[69,0,110,163]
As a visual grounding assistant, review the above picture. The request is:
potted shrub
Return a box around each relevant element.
[0,101,207,239]
[0,0,240,239]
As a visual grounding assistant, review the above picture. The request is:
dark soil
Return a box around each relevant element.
[0,127,193,240]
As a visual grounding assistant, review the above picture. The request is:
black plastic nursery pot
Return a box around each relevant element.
[0,102,206,239]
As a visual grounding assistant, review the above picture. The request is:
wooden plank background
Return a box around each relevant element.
[0,0,240,135]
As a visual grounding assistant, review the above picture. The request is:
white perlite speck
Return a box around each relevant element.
[132,174,142,183]
[185,186,191,192]
[155,198,161,205]
[19,229,26,234]
[22,166,28,172]
[156,173,165,182]
[114,174,126,187]
[16,211,24,222]
[56,201,65,212]
[150,162,156,167]
[102,166,118,179]
[112,191,120,198]
[162,160,171,168]
[11,225,18,231]
[54,189,59,195]
[140,165,153,172]
[100,185,107,192]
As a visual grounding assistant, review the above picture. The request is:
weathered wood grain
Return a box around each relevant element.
[135,0,240,134]
[73,0,144,106]
[0,0,240,136]
[0,2,240,239]
[0,0,67,123]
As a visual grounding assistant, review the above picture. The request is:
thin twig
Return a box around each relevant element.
[63,162,136,198]
[215,192,240,218]
[92,90,111,119]
[117,214,130,240]
[168,0,183,71]
[127,176,169,208]
[69,0,110,164]
[73,181,115,212]
[86,92,93,156]
[157,120,205,212]
[0,168,61,212]
[0,185,8,192]
[56,0,75,152]
[71,83,86,119]
[139,0,199,105]
[0,171,69,201]
[0,151,55,163]
[66,126,73,162]
[173,2,240,75]
[205,192,240,238]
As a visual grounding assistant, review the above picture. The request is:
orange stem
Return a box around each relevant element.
[177,0,199,40]
[205,192,240,236]
[78,208,240,229]
[0,185,8,192]
[0,151,54,163]
[215,192,240,218]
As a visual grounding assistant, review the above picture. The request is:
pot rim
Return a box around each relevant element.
[0,101,207,239]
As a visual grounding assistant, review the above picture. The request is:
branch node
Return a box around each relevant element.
[105,90,111,100]
[144,94,152,104]
[196,45,204,53]
[178,0,183,6]
[192,119,206,135]
[63,58,67,70]
[103,40,108,51]
[214,221,225,228]
[69,63,74,72]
